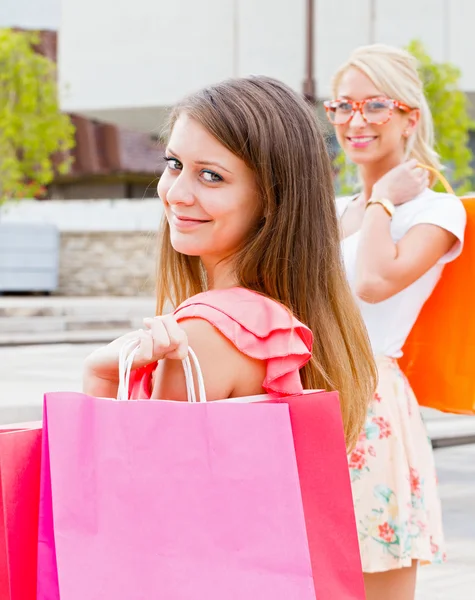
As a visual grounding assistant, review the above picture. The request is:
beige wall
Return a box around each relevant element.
[59,231,156,296]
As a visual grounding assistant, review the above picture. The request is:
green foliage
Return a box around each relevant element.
[407,40,474,193]
[334,40,475,195]
[333,148,358,196]
[0,29,75,203]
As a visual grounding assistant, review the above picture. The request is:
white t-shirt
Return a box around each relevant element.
[337,188,467,358]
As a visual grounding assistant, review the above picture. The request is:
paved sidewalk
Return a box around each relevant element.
[0,343,91,422]
[416,444,475,599]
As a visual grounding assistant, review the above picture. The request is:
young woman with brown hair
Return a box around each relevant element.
[83,75,376,451]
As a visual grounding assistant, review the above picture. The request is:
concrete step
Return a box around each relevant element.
[0,296,156,343]
[0,296,155,318]
[426,415,475,448]
[0,315,140,333]
[0,328,130,346]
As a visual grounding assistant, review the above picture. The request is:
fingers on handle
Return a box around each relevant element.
[162,315,189,360]
[133,329,154,365]
[143,315,188,361]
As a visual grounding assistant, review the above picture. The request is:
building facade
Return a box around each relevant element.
[57,0,475,132]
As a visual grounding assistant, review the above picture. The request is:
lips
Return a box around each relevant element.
[347,136,377,147]
[173,214,211,224]
[171,213,212,231]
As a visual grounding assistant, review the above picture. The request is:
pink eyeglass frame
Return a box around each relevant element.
[323,96,413,126]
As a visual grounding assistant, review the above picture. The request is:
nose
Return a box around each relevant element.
[349,108,365,127]
[165,171,195,206]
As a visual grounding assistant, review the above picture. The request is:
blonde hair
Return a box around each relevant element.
[157,76,377,450]
[332,44,442,186]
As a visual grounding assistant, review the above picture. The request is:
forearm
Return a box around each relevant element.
[83,359,119,398]
[355,203,399,301]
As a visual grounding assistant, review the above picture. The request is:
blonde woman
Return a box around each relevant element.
[325,45,467,600]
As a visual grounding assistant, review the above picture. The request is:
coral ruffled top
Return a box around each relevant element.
[129,287,313,399]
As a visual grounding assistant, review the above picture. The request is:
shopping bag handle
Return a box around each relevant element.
[417,163,455,195]
[117,339,207,403]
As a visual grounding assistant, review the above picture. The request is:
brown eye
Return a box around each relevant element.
[165,157,182,171]
[201,170,223,183]
[365,100,390,112]
[335,101,352,113]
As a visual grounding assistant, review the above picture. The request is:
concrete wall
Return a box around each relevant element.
[1,199,163,296]
[58,0,475,132]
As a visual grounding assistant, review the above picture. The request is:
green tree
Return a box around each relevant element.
[0,29,75,203]
[334,40,474,195]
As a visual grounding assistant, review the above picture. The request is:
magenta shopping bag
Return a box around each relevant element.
[36,411,59,600]
[0,422,42,600]
[37,394,317,599]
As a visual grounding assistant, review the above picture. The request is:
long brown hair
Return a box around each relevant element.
[157,76,376,450]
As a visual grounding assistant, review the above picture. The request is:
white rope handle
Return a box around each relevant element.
[116,338,207,403]
[118,339,140,401]
[182,353,197,404]
[188,347,207,403]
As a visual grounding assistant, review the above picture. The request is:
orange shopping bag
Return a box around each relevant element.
[400,166,475,414]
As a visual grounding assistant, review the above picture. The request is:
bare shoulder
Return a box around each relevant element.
[151,317,266,401]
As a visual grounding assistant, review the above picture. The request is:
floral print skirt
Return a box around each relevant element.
[348,356,446,573]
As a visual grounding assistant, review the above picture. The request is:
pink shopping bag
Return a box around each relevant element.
[0,422,42,600]
[38,395,316,600]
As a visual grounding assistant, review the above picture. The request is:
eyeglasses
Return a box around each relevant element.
[323,97,413,126]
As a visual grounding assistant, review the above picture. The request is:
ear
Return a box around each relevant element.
[404,108,420,137]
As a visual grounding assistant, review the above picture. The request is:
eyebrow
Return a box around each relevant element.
[339,94,389,100]
[166,148,232,174]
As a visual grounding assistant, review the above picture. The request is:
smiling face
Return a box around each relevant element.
[334,67,419,167]
[158,114,261,271]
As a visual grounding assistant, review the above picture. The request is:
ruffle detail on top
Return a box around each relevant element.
[129,287,313,399]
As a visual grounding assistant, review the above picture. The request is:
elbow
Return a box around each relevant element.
[354,276,392,304]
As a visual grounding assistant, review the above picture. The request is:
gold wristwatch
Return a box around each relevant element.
[366,197,395,218]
